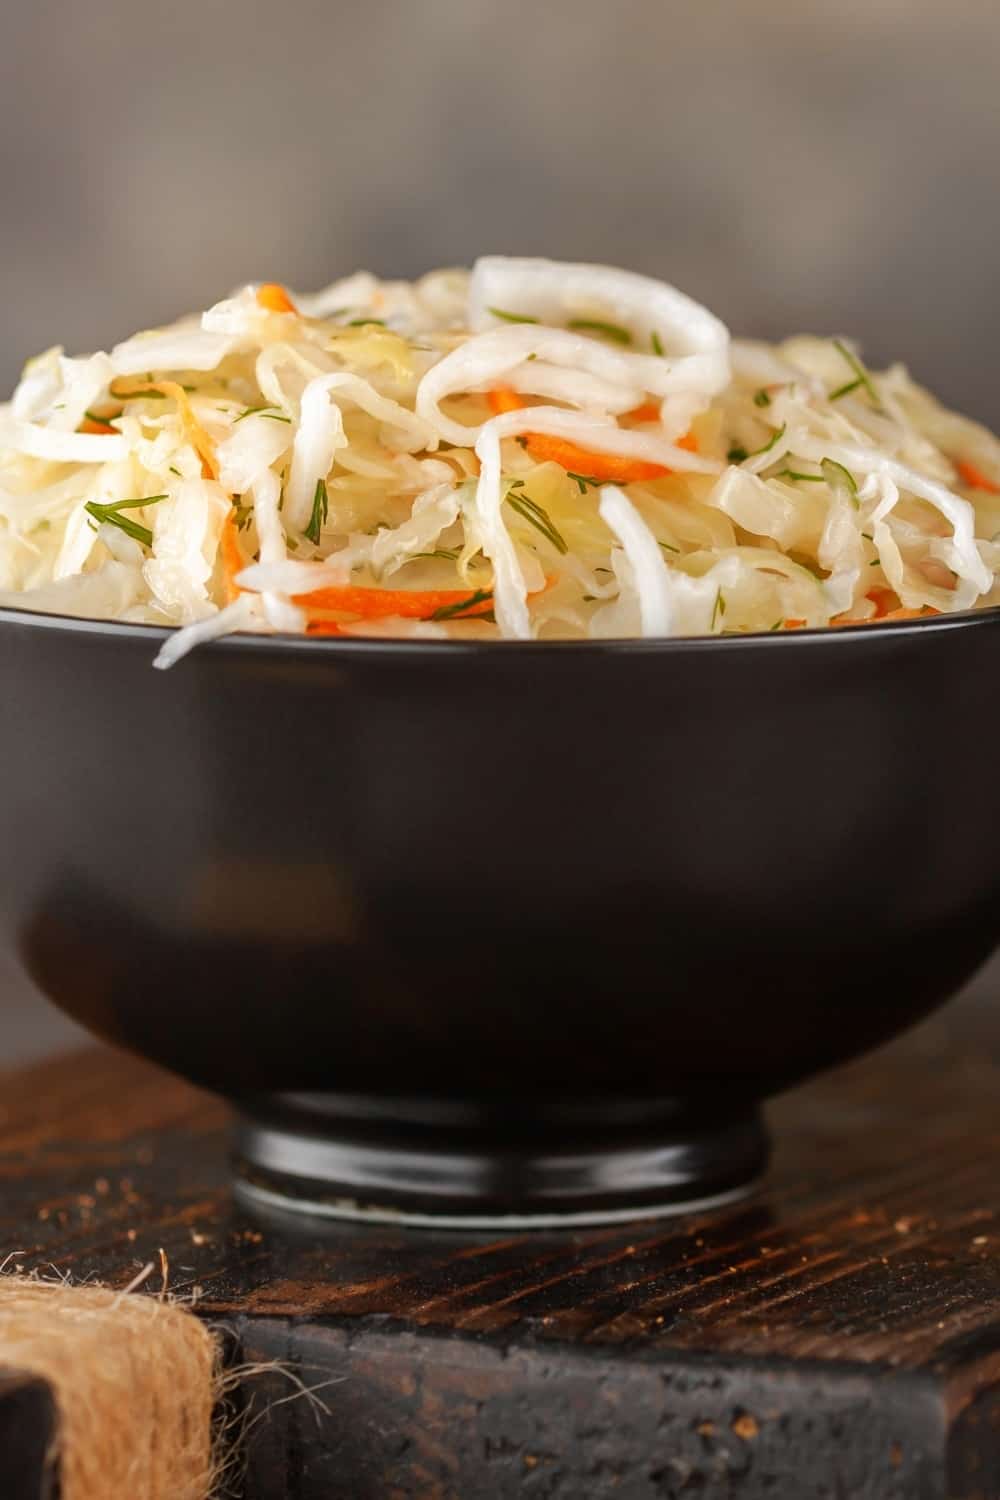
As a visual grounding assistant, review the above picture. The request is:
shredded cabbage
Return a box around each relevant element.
[0,256,996,662]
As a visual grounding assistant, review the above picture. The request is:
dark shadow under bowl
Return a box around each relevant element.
[3,606,998,1223]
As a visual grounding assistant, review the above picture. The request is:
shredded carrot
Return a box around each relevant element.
[882,606,940,621]
[956,458,1000,495]
[866,586,899,617]
[305,619,346,637]
[783,618,807,630]
[78,416,120,435]
[487,387,529,418]
[219,509,245,604]
[832,603,939,627]
[256,283,299,316]
[486,387,695,483]
[294,584,494,622]
[622,401,663,424]
[110,378,219,481]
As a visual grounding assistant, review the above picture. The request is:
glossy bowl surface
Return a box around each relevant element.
[3,605,998,1222]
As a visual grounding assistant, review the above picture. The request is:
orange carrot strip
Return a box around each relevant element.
[783,618,807,630]
[486,387,694,482]
[487,387,526,417]
[305,619,346,637]
[78,417,120,435]
[110,378,219,481]
[866,586,899,617]
[956,458,1000,495]
[294,584,493,621]
[623,400,662,424]
[256,283,299,315]
[219,509,245,604]
[832,604,940,627]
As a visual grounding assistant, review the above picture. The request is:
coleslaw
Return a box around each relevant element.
[0,256,997,666]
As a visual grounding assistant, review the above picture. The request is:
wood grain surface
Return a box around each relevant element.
[1,989,999,1498]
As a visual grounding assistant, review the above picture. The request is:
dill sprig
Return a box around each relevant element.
[504,482,568,554]
[488,307,538,325]
[566,472,602,491]
[234,405,291,424]
[651,330,665,357]
[728,422,786,465]
[84,493,168,548]
[110,386,167,401]
[407,547,460,563]
[430,588,493,621]
[711,589,726,628]
[304,479,329,546]
[568,318,631,346]
[830,339,880,405]
[821,457,860,508]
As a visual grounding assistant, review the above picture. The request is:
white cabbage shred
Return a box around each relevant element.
[0,256,995,663]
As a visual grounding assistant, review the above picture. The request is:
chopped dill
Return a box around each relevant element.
[711,589,726,628]
[729,423,786,466]
[408,547,460,562]
[821,457,860,508]
[84,493,168,548]
[753,389,772,408]
[84,408,121,427]
[861,531,874,541]
[651,330,665,356]
[169,465,182,477]
[234,405,289,424]
[657,539,680,554]
[869,558,881,567]
[504,488,568,554]
[488,307,538,324]
[430,588,493,621]
[830,339,880,405]
[568,318,631,346]
[232,501,254,532]
[769,619,784,631]
[567,472,602,491]
[515,435,529,449]
[304,479,329,546]
[347,317,387,327]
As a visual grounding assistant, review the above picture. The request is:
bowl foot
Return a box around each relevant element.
[232,1094,769,1229]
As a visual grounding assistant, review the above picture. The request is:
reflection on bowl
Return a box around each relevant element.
[4,605,999,1224]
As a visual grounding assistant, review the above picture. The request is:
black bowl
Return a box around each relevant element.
[2,605,998,1225]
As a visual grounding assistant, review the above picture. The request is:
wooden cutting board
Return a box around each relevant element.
[2,985,999,1499]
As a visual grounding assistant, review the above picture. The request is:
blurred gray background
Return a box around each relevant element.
[2,0,998,1061]
[2,0,1000,420]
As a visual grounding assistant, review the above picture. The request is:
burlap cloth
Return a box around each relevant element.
[0,1276,219,1499]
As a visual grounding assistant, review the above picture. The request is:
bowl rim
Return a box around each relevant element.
[0,599,998,659]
